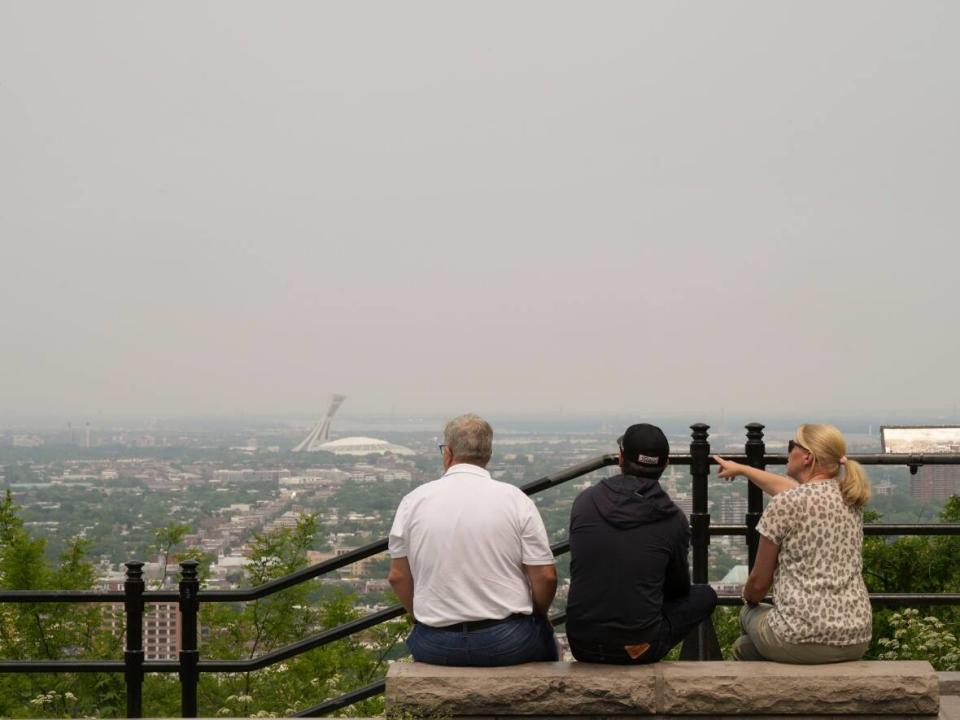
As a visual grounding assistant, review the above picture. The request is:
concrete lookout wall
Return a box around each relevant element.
[385,660,940,718]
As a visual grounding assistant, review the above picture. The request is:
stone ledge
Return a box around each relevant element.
[941,674,960,696]
[657,662,937,715]
[386,662,657,716]
[940,695,960,720]
[386,661,939,716]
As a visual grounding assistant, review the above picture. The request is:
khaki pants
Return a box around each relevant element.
[732,604,869,663]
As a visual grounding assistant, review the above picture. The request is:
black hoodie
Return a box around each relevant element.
[565,473,691,644]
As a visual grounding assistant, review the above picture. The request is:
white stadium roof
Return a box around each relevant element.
[314,436,415,456]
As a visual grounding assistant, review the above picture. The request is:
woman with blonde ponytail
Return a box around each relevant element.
[713,424,873,663]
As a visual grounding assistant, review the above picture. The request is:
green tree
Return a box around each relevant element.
[165,514,410,718]
[0,491,124,718]
[862,496,960,658]
[151,522,192,589]
[0,492,408,718]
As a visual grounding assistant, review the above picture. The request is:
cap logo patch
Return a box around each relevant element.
[637,453,660,465]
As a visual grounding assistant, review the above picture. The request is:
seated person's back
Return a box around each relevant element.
[566,424,716,663]
[388,413,558,666]
[396,465,548,627]
[566,471,689,641]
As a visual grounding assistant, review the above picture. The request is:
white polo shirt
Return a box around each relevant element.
[388,463,555,627]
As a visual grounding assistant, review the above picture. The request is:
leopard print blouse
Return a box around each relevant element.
[756,478,873,646]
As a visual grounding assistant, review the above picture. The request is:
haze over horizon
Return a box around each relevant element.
[3,2,959,421]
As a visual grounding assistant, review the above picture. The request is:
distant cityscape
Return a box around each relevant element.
[1,410,958,660]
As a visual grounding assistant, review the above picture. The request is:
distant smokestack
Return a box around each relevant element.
[85,422,91,449]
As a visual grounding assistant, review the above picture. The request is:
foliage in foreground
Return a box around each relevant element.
[0,490,408,717]
[874,609,960,670]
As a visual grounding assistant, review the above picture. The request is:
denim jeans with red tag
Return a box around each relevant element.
[569,584,718,664]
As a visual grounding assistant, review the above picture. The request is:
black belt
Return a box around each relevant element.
[431,613,527,632]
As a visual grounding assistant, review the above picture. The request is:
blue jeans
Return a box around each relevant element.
[407,614,559,666]
[568,584,718,664]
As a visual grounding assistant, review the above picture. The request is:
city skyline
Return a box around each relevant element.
[3,406,960,436]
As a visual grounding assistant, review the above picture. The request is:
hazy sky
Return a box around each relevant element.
[2,2,958,421]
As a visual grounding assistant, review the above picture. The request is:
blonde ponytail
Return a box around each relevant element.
[795,423,871,509]
[838,458,870,508]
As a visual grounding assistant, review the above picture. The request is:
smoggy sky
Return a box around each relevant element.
[2,2,958,421]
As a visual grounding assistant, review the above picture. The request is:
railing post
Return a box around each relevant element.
[689,423,711,585]
[680,423,721,660]
[179,560,200,718]
[744,423,766,570]
[124,561,145,719]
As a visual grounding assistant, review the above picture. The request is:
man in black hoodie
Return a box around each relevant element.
[565,423,717,663]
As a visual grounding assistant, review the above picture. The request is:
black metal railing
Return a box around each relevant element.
[2,422,960,716]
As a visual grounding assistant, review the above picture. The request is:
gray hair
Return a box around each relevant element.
[443,413,493,466]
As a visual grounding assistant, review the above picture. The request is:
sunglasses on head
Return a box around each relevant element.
[788,439,808,453]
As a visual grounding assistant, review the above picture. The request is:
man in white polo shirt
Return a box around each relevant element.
[388,413,558,665]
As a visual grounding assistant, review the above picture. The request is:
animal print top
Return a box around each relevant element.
[756,478,873,646]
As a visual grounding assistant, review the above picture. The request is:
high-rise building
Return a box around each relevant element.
[101,581,184,661]
[910,466,960,500]
[874,482,896,497]
[143,603,182,661]
[717,494,748,524]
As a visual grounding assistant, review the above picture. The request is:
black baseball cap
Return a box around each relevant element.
[618,423,670,469]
